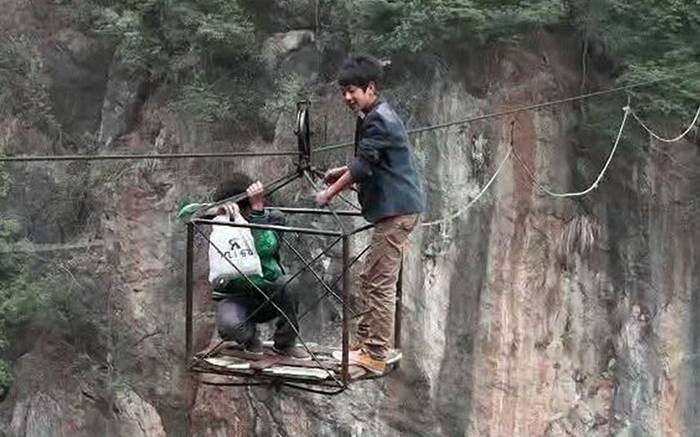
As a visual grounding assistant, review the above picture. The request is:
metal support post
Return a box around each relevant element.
[185,223,194,367]
[341,236,351,385]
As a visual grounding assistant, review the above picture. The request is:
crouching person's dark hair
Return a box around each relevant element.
[213,173,253,209]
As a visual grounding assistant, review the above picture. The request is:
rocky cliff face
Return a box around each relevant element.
[1,3,699,437]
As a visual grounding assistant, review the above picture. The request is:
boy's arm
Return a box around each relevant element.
[316,114,387,206]
[316,170,354,206]
[323,166,349,184]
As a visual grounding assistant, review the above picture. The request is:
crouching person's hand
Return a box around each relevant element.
[247,181,265,211]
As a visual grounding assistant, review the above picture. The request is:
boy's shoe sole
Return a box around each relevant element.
[243,338,264,356]
[332,349,402,364]
[272,345,312,361]
[331,349,389,374]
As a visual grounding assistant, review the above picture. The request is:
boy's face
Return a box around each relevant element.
[341,82,377,113]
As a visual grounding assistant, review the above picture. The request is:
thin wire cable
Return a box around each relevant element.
[0,79,682,163]
[311,78,671,154]
[420,147,513,228]
[0,150,300,162]
[513,104,630,198]
[282,381,346,395]
[630,104,700,143]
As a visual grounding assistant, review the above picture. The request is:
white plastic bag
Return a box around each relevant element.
[208,213,262,284]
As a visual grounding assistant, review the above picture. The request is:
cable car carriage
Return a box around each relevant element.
[182,102,404,395]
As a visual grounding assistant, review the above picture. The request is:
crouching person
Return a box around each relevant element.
[208,173,310,360]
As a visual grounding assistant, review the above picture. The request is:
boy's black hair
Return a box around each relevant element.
[213,173,252,209]
[337,54,385,90]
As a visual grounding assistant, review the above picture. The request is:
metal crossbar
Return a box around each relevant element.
[193,218,343,237]
[266,207,362,216]
[187,169,301,221]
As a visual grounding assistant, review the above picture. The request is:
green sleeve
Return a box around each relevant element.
[249,210,280,258]
[252,228,279,258]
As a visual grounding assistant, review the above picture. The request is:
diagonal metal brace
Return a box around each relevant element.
[280,236,359,318]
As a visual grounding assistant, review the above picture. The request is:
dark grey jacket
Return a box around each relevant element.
[348,100,425,223]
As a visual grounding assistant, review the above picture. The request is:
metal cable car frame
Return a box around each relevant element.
[183,101,404,395]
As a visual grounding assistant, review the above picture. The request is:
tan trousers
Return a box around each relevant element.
[356,213,419,360]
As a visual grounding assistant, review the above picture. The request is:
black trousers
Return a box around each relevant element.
[215,275,300,347]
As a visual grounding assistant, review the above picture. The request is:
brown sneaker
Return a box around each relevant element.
[350,340,364,351]
[347,349,386,374]
[272,344,312,360]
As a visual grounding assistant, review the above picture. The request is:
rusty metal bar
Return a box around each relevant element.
[193,218,342,237]
[346,223,374,237]
[341,236,350,385]
[189,170,300,221]
[185,223,194,367]
[265,207,362,216]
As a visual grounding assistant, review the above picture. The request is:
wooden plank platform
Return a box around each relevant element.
[191,341,401,384]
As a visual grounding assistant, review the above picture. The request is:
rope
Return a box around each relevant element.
[417,101,635,226]
[630,104,700,143]
[420,147,513,228]
[513,104,630,198]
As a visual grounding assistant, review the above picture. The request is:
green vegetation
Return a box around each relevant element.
[94,0,254,74]
[0,219,40,390]
[0,35,59,133]
[64,0,697,130]
[342,0,699,117]
[93,0,259,124]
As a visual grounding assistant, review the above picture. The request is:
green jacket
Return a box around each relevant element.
[212,209,285,299]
